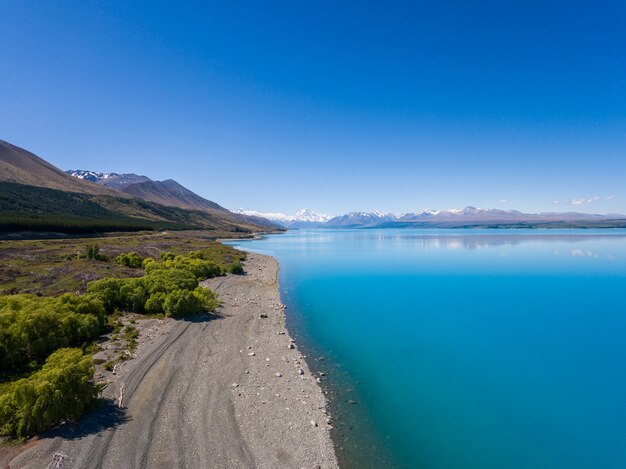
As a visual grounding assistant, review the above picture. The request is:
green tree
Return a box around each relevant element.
[0,348,98,438]
[83,244,108,261]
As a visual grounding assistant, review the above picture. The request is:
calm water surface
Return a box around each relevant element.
[227,229,626,469]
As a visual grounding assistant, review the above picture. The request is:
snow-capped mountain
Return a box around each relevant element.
[290,208,331,223]
[66,170,150,189]
[237,206,626,229]
[233,208,330,228]
[325,211,397,227]
[398,206,525,221]
[66,169,106,182]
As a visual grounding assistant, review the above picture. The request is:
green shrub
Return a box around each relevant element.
[144,292,167,314]
[163,287,217,318]
[118,279,148,313]
[85,248,228,319]
[115,252,143,268]
[143,268,198,295]
[160,252,176,261]
[187,245,246,266]
[88,267,207,317]
[124,326,139,352]
[86,278,125,313]
[0,348,98,438]
[82,244,108,261]
[0,294,105,372]
[228,261,244,275]
[145,256,221,280]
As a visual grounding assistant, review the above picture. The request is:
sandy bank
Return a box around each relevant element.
[6,253,337,469]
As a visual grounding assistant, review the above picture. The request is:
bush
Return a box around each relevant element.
[142,268,198,293]
[86,278,125,313]
[160,252,176,261]
[0,294,105,372]
[124,326,139,352]
[84,248,230,319]
[144,292,167,314]
[145,256,221,280]
[163,287,217,318]
[228,261,244,275]
[87,267,211,318]
[115,252,143,268]
[82,244,108,261]
[0,348,98,438]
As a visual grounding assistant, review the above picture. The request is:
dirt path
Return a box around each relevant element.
[7,253,337,469]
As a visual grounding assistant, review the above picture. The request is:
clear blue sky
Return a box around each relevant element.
[1,1,625,215]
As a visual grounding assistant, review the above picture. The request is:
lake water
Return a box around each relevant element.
[227,229,626,468]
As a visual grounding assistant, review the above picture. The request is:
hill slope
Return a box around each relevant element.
[120,179,230,213]
[0,181,270,234]
[66,169,280,230]
[0,140,279,234]
[0,140,120,196]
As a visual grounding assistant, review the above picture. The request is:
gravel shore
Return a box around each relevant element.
[7,253,338,469]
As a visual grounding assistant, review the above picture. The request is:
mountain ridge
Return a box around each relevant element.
[234,208,330,228]
[67,170,151,189]
[67,169,280,230]
[237,206,626,229]
[0,140,279,234]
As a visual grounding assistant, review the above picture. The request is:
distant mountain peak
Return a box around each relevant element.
[67,169,151,189]
[233,208,331,227]
[254,205,626,229]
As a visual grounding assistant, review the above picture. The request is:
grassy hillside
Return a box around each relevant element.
[0,182,265,234]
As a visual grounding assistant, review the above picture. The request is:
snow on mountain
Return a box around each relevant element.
[232,206,626,229]
[233,209,288,221]
[325,211,397,227]
[233,208,331,227]
[66,169,151,189]
[66,169,108,182]
[291,208,331,223]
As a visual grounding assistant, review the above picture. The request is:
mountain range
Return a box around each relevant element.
[66,170,151,189]
[66,169,279,230]
[237,206,626,229]
[68,170,233,213]
[233,208,331,228]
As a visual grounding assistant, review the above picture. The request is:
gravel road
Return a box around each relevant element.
[7,253,338,469]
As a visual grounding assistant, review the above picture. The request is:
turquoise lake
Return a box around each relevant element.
[227,229,626,468]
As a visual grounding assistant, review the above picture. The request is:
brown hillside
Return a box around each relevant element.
[0,140,121,196]
[120,179,230,213]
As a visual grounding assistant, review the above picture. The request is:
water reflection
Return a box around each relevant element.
[241,229,626,259]
[393,233,626,250]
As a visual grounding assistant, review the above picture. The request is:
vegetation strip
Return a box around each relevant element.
[0,239,245,438]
